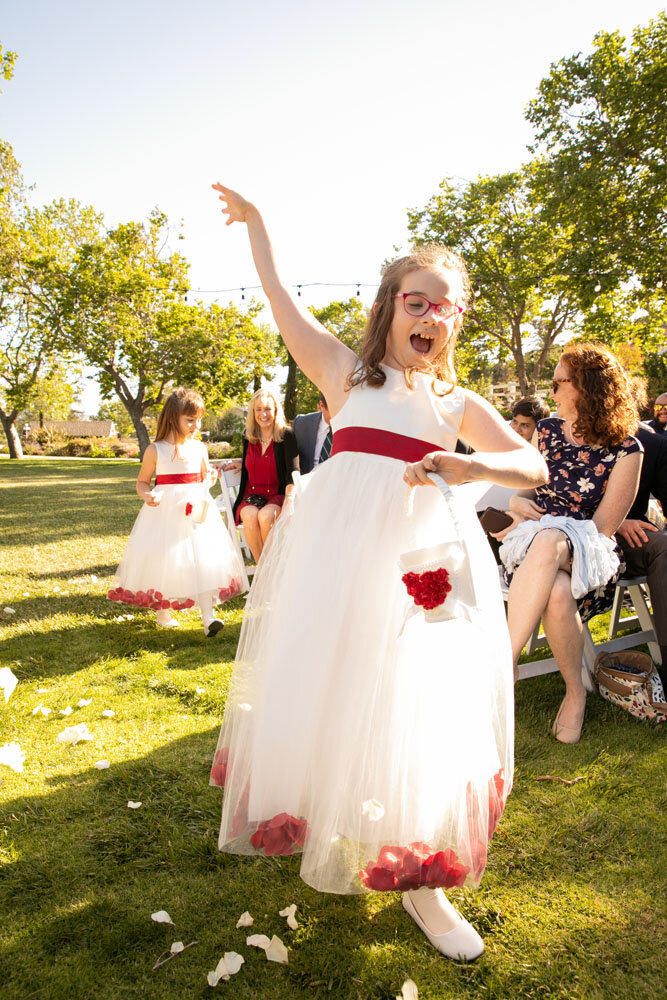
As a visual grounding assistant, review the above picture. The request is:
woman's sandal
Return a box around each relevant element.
[402,891,484,961]
[550,698,585,744]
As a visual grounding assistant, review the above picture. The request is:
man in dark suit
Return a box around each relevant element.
[616,424,667,686]
[293,394,332,474]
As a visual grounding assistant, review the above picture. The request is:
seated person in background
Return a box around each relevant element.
[293,393,332,473]
[510,396,551,442]
[495,344,642,743]
[615,408,667,689]
[648,392,667,435]
[228,388,298,563]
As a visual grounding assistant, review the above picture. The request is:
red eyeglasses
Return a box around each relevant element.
[393,293,463,322]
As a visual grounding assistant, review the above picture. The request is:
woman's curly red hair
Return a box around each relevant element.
[560,343,638,446]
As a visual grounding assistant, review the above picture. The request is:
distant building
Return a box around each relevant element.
[44,420,116,438]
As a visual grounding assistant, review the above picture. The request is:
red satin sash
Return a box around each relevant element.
[154,472,204,485]
[330,426,443,464]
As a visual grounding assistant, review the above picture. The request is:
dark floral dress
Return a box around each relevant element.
[503,418,643,622]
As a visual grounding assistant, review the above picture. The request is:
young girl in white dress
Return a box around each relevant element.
[108,387,246,636]
[209,187,548,959]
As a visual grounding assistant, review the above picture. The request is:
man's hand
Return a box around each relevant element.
[616,518,659,548]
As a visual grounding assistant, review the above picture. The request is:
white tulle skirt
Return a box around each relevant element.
[211,453,513,894]
[109,485,246,611]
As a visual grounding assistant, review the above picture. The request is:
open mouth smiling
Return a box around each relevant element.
[410,332,436,356]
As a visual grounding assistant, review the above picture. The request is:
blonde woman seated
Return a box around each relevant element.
[227,389,299,563]
[496,344,642,744]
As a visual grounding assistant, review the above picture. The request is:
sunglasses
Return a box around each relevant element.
[654,404,667,412]
[393,293,463,322]
[552,378,572,393]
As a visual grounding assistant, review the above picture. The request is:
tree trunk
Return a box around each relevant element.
[0,408,24,459]
[123,402,151,459]
[283,351,298,421]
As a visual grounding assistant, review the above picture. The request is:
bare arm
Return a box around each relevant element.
[458,391,549,488]
[136,444,158,505]
[593,452,643,537]
[212,184,356,413]
[405,391,548,489]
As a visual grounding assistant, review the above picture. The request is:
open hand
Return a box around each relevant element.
[211,183,253,225]
[616,518,658,548]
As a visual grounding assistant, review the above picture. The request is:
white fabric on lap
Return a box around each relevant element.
[498,514,619,598]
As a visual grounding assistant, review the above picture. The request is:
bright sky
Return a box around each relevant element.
[2,0,664,413]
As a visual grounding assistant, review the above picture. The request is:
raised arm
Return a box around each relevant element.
[212,184,357,413]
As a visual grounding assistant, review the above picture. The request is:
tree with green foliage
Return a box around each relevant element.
[60,214,277,456]
[408,169,582,395]
[0,141,99,457]
[282,297,367,418]
[20,362,81,427]
[526,13,667,298]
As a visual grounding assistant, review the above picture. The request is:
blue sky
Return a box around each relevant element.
[2,0,664,411]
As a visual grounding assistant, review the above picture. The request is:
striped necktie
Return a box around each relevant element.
[319,427,333,463]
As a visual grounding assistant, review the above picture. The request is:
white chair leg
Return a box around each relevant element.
[627,584,661,664]
[608,583,625,639]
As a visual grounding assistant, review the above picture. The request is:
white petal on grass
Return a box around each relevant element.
[265,935,289,964]
[207,952,245,985]
[3,607,16,615]
[76,698,92,708]
[397,979,419,1000]
[56,723,93,745]
[59,706,73,716]
[31,704,51,716]
[94,760,110,769]
[23,592,30,597]
[0,742,26,772]
[170,941,185,954]
[195,685,206,695]
[151,910,173,924]
[279,904,298,930]
[362,798,385,822]
[36,688,47,694]
[127,800,142,809]
[246,934,271,950]
[0,667,19,702]
[235,911,254,928]
[53,585,61,593]
[90,575,99,583]
[101,710,115,718]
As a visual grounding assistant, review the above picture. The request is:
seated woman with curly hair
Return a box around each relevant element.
[497,343,643,743]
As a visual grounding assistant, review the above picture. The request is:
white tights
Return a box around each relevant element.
[406,887,462,934]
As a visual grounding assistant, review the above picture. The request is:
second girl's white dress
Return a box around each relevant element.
[211,368,513,894]
[109,439,246,611]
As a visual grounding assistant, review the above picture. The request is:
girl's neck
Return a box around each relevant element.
[164,432,190,446]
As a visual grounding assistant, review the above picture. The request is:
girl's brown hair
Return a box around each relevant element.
[244,388,290,444]
[559,343,638,446]
[347,244,472,394]
[155,387,205,445]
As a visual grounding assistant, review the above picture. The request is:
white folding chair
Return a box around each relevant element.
[606,576,661,664]
[213,466,255,581]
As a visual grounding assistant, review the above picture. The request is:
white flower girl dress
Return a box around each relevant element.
[211,368,512,894]
[109,439,246,612]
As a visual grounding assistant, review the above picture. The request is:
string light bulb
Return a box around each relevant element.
[594,281,602,292]
[241,287,245,300]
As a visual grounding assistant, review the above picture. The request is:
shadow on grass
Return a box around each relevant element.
[0,598,244,680]
[0,720,665,1000]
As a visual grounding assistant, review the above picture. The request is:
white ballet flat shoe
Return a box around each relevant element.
[402,891,484,961]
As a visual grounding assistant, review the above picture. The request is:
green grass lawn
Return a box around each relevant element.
[1,458,665,1000]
